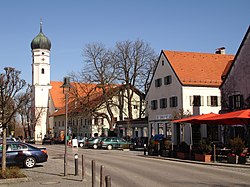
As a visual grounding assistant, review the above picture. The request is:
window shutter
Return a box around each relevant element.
[190,96,193,106]
[207,96,211,106]
[218,96,221,106]
[240,95,244,108]
[201,96,204,106]
[229,96,233,109]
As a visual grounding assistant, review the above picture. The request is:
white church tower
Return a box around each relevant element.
[30,20,52,142]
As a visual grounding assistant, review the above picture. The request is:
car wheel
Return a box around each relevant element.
[107,145,113,150]
[24,157,36,168]
[79,143,84,147]
[93,144,98,149]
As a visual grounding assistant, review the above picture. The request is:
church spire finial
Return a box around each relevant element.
[40,18,43,33]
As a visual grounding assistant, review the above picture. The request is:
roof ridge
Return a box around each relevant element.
[163,50,234,56]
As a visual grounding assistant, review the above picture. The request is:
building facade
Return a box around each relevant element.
[146,50,234,145]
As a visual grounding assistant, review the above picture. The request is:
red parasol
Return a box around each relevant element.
[196,109,250,125]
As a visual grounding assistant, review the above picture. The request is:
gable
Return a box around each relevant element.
[163,50,234,87]
[220,26,250,88]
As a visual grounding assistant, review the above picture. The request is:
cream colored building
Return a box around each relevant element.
[146,50,234,145]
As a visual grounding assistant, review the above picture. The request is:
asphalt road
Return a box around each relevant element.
[6,144,250,187]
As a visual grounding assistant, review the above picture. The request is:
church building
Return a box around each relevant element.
[30,21,52,142]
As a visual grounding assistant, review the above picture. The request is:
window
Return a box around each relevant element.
[94,118,98,125]
[133,105,138,109]
[162,60,164,66]
[229,94,244,110]
[170,96,178,107]
[164,75,172,85]
[41,68,45,74]
[151,100,158,110]
[155,78,162,87]
[207,96,220,107]
[160,98,167,108]
[190,95,204,106]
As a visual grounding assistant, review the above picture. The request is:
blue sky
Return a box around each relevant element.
[0,0,249,84]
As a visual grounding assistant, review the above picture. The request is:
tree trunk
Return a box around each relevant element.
[1,127,7,178]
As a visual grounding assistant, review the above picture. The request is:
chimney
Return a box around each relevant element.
[215,47,226,54]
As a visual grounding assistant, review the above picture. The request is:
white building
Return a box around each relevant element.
[146,50,234,145]
[30,21,52,142]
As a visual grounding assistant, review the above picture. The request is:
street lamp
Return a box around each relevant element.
[60,77,71,176]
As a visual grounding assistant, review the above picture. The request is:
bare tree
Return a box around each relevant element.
[77,43,119,131]
[18,92,31,139]
[114,39,157,119]
[0,67,30,178]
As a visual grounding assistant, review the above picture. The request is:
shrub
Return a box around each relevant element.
[178,141,189,153]
[197,138,212,154]
[0,166,26,179]
[229,136,245,155]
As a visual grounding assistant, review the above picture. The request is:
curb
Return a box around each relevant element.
[0,177,31,184]
[143,155,250,169]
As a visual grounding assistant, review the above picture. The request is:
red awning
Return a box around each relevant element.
[172,113,219,124]
[196,109,250,125]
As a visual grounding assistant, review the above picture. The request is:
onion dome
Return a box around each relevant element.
[31,20,51,50]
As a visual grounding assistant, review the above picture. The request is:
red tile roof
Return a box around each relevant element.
[49,82,128,117]
[163,50,234,87]
[49,81,65,109]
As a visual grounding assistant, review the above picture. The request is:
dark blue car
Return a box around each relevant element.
[0,142,48,168]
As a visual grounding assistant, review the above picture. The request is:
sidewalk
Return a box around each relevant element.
[2,153,92,187]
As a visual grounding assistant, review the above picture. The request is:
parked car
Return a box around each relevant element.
[0,142,48,168]
[25,137,35,144]
[77,137,88,148]
[42,137,54,145]
[85,137,105,149]
[0,137,17,143]
[100,137,131,150]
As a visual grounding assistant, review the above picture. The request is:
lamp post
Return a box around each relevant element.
[61,77,71,176]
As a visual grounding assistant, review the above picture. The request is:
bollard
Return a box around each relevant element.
[82,155,85,181]
[92,160,96,187]
[158,142,160,156]
[171,142,174,157]
[74,154,78,176]
[105,175,111,187]
[213,144,216,163]
[100,165,104,187]
[144,144,147,155]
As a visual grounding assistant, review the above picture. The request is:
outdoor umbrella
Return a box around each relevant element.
[196,109,250,125]
[172,113,219,124]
